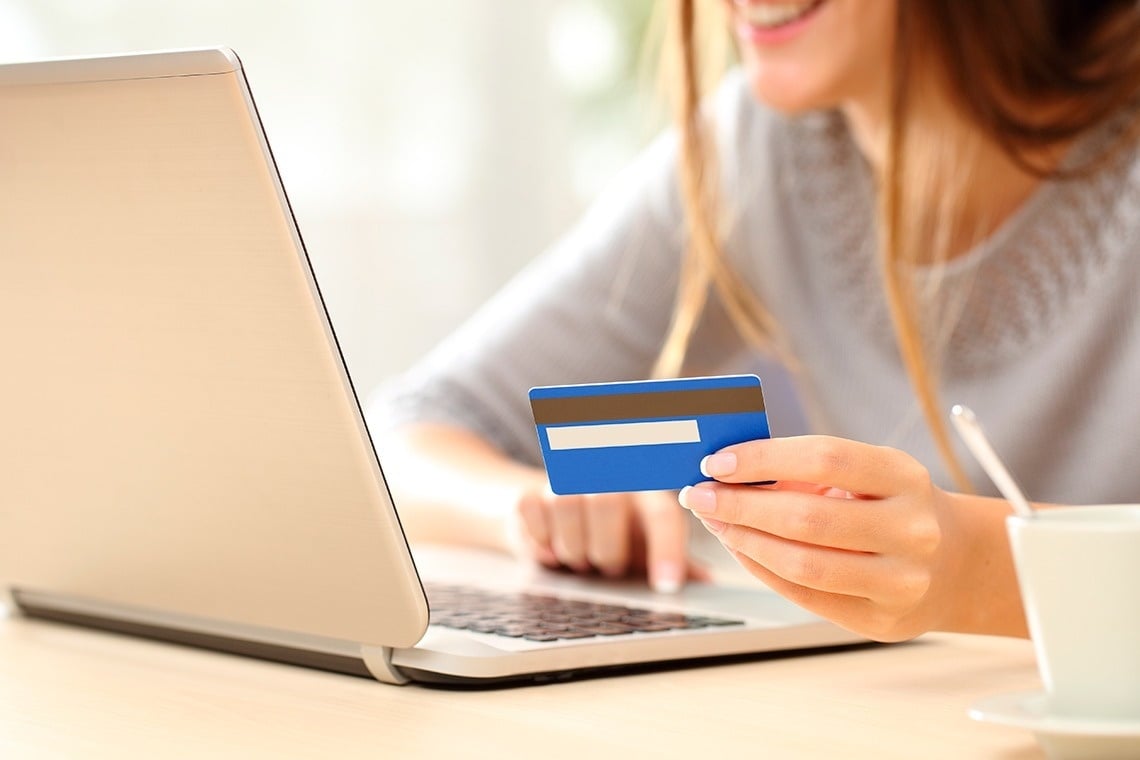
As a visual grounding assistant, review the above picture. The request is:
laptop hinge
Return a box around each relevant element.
[0,587,17,618]
[361,645,410,685]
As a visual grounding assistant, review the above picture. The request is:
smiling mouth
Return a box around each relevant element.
[735,0,828,30]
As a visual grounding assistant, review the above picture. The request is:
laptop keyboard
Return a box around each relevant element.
[425,583,744,642]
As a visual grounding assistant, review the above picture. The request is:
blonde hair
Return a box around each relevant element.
[656,0,1140,491]
[650,0,780,380]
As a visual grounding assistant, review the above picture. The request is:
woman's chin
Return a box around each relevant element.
[743,67,837,114]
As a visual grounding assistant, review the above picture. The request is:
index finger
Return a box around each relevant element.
[632,491,691,593]
[701,435,929,497]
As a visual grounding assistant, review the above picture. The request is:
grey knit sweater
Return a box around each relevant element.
[375,70,1140,505]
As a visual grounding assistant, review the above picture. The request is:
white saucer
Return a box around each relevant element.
[970,690,1140,760]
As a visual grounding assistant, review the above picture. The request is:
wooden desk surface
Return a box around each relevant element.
[0,607,1045,759]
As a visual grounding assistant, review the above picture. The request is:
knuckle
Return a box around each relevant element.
[585,545,621,573]
[906,517,942,555]
[520,519,543,544]
[582,494,622,528]
[636,491,672,511]
[516,490,542,518]
[865,610,901,642]
[719,524,754,558]
[789,505,831,541]
[778,581,820,609]
[808,439,851,481]
[514,499,547,543]
[901,567,933,600]
[894,451,933,490]
[869,612,921,643]
[714,522,740,549]
[552,541,585,567]
[715,486,740,521]
[550,495,583,519]
[515,503,536,534]
[884,562,932,604]
[785,547,826,587]
[862,572,931,642]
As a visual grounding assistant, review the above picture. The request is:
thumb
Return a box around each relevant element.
[634,491,690,594]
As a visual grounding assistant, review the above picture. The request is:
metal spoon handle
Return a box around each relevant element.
[950,405,1036,518]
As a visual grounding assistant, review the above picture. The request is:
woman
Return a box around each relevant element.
[374,0,1140,642]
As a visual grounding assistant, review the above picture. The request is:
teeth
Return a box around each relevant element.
[739,0,819,29]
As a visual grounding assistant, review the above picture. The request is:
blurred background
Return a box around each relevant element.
[1,0,663,401]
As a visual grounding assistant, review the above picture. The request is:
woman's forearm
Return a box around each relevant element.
[378,422,548,554]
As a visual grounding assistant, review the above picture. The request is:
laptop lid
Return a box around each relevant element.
[0,49,428,663]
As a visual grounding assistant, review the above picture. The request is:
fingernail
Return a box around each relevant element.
[702,518,727,535]
[700,452,737,478]
[678,485,717,514]
[652,561,683,594]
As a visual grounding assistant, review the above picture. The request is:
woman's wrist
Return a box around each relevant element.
[381,423,548,554]
[932,490,1029,637]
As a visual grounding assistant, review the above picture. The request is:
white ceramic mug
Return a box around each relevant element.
[1007,505,1140,719]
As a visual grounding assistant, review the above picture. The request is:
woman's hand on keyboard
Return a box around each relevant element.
[512,486,709,593]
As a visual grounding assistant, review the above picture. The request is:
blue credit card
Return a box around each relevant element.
[529,374,769,495]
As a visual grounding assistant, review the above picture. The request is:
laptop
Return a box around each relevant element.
[0,48,865,686]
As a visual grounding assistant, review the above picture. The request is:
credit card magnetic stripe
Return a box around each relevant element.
[530,385,765,425]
